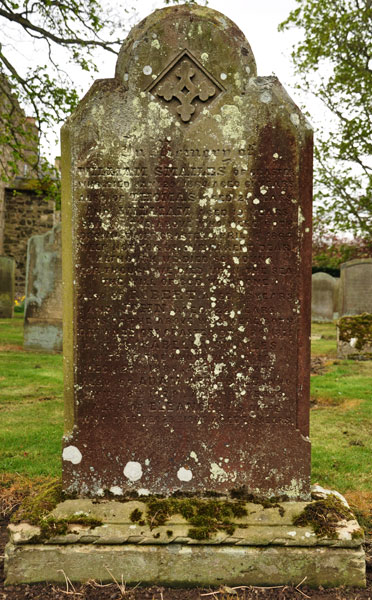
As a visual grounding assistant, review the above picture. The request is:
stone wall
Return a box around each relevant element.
[2,183,55,293]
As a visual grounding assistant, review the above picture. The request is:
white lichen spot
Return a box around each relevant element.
[151,39,160,49]
[123,461,142,482]
[170,310,176,316]
[305,227,310,233]
[290,113,300,126]
[260,186,268,195]
[220,72,227,80]
[143,65,152,75]
[138,488,150,496]
[194,333,202,347]
[177,467,192,482]
[123,73,129,82]
[190,451,199,462]
[62,446,82,465]
[253,198,260,205]
[238,325,245,332]
[298,207,305,226]
[260,91,272,103]
[145,458,150,466]
[265,258,271,265]
[214,363,225,376]
[230,310,235,318]
[110,486,123,496]
[288,531,297,537]
[273,152,279,159]
[245,65,251,74]
[233,257,239,264]
[210,463,228,482]
[201,52,209,62]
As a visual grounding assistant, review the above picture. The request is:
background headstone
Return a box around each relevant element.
[61,5,313,499]
[311,272,338,322]
[0,255,15,318]
[339,258,372,317]
[337,314,372,359]
[24,224,62,352]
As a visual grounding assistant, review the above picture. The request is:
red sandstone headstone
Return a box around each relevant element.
[61,5,313,499]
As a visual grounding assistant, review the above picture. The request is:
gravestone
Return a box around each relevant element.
[61,3,313,500]
[311,272,338,322]
[24,224,63,352]
[337,314,372,359]
[5,6,365,588]
[0,255,15,318]
[339,259,372,317]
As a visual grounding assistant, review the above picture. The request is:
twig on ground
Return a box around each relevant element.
[295,576,311,598]
[55,570,83,596]
[201,584,286,596]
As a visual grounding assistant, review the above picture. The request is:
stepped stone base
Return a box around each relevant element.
[5,495,366,588]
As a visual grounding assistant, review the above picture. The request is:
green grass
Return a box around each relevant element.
[311,321,338,357]
[0,315,371,521]
[0,317,63,477]
[310,321,372,502]
[0,313,24,346]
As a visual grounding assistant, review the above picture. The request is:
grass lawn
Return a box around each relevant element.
[0,315,371,525]
[0,315,63,478]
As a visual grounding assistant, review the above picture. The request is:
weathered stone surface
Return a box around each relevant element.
[24,224,62,352]
[61,4,313,499]
[8,497,363,548]
[5,542,366,588]
[0,255,15,318]
[337,313,372,359]
[339,259,372,317]
[311,272,339,322]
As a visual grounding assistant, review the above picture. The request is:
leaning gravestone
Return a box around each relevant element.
[0,255,15,318]
[311,272,338,322]
[5,5,365,588]
[339,258,372,317]
[24,224,63,352]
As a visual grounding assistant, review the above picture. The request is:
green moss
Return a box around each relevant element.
[293,495,354,539]
[39,515,102,540]
[129,508,143,523]
[338,313,372,350]
[144,497,247,540]
[11,478,63,525]
[351,527,364,539]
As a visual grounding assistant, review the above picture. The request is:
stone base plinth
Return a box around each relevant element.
[5,496,366,588]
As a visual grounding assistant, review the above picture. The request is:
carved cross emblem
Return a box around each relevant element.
[146,49,224,124]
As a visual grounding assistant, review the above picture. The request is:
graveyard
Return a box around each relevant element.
[0,315,371,597]
[0,1,371,596]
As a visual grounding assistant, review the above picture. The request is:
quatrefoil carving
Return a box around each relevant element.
[146,49,224,124]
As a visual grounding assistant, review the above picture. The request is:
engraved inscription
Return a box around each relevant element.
[148,49,224,123]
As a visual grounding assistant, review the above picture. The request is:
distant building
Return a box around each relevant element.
[0,77,57,292]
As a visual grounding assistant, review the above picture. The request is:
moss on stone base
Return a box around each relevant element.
[144,497,247,539]
[293,495,354,538]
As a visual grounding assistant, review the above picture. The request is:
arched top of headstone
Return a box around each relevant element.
[341,258,372,270]
[312,272,337,284]
[115,4,257,101]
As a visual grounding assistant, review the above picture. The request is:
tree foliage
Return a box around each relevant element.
[280,0,372,239]
[0,0,204,182]
[0,0,133,179]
